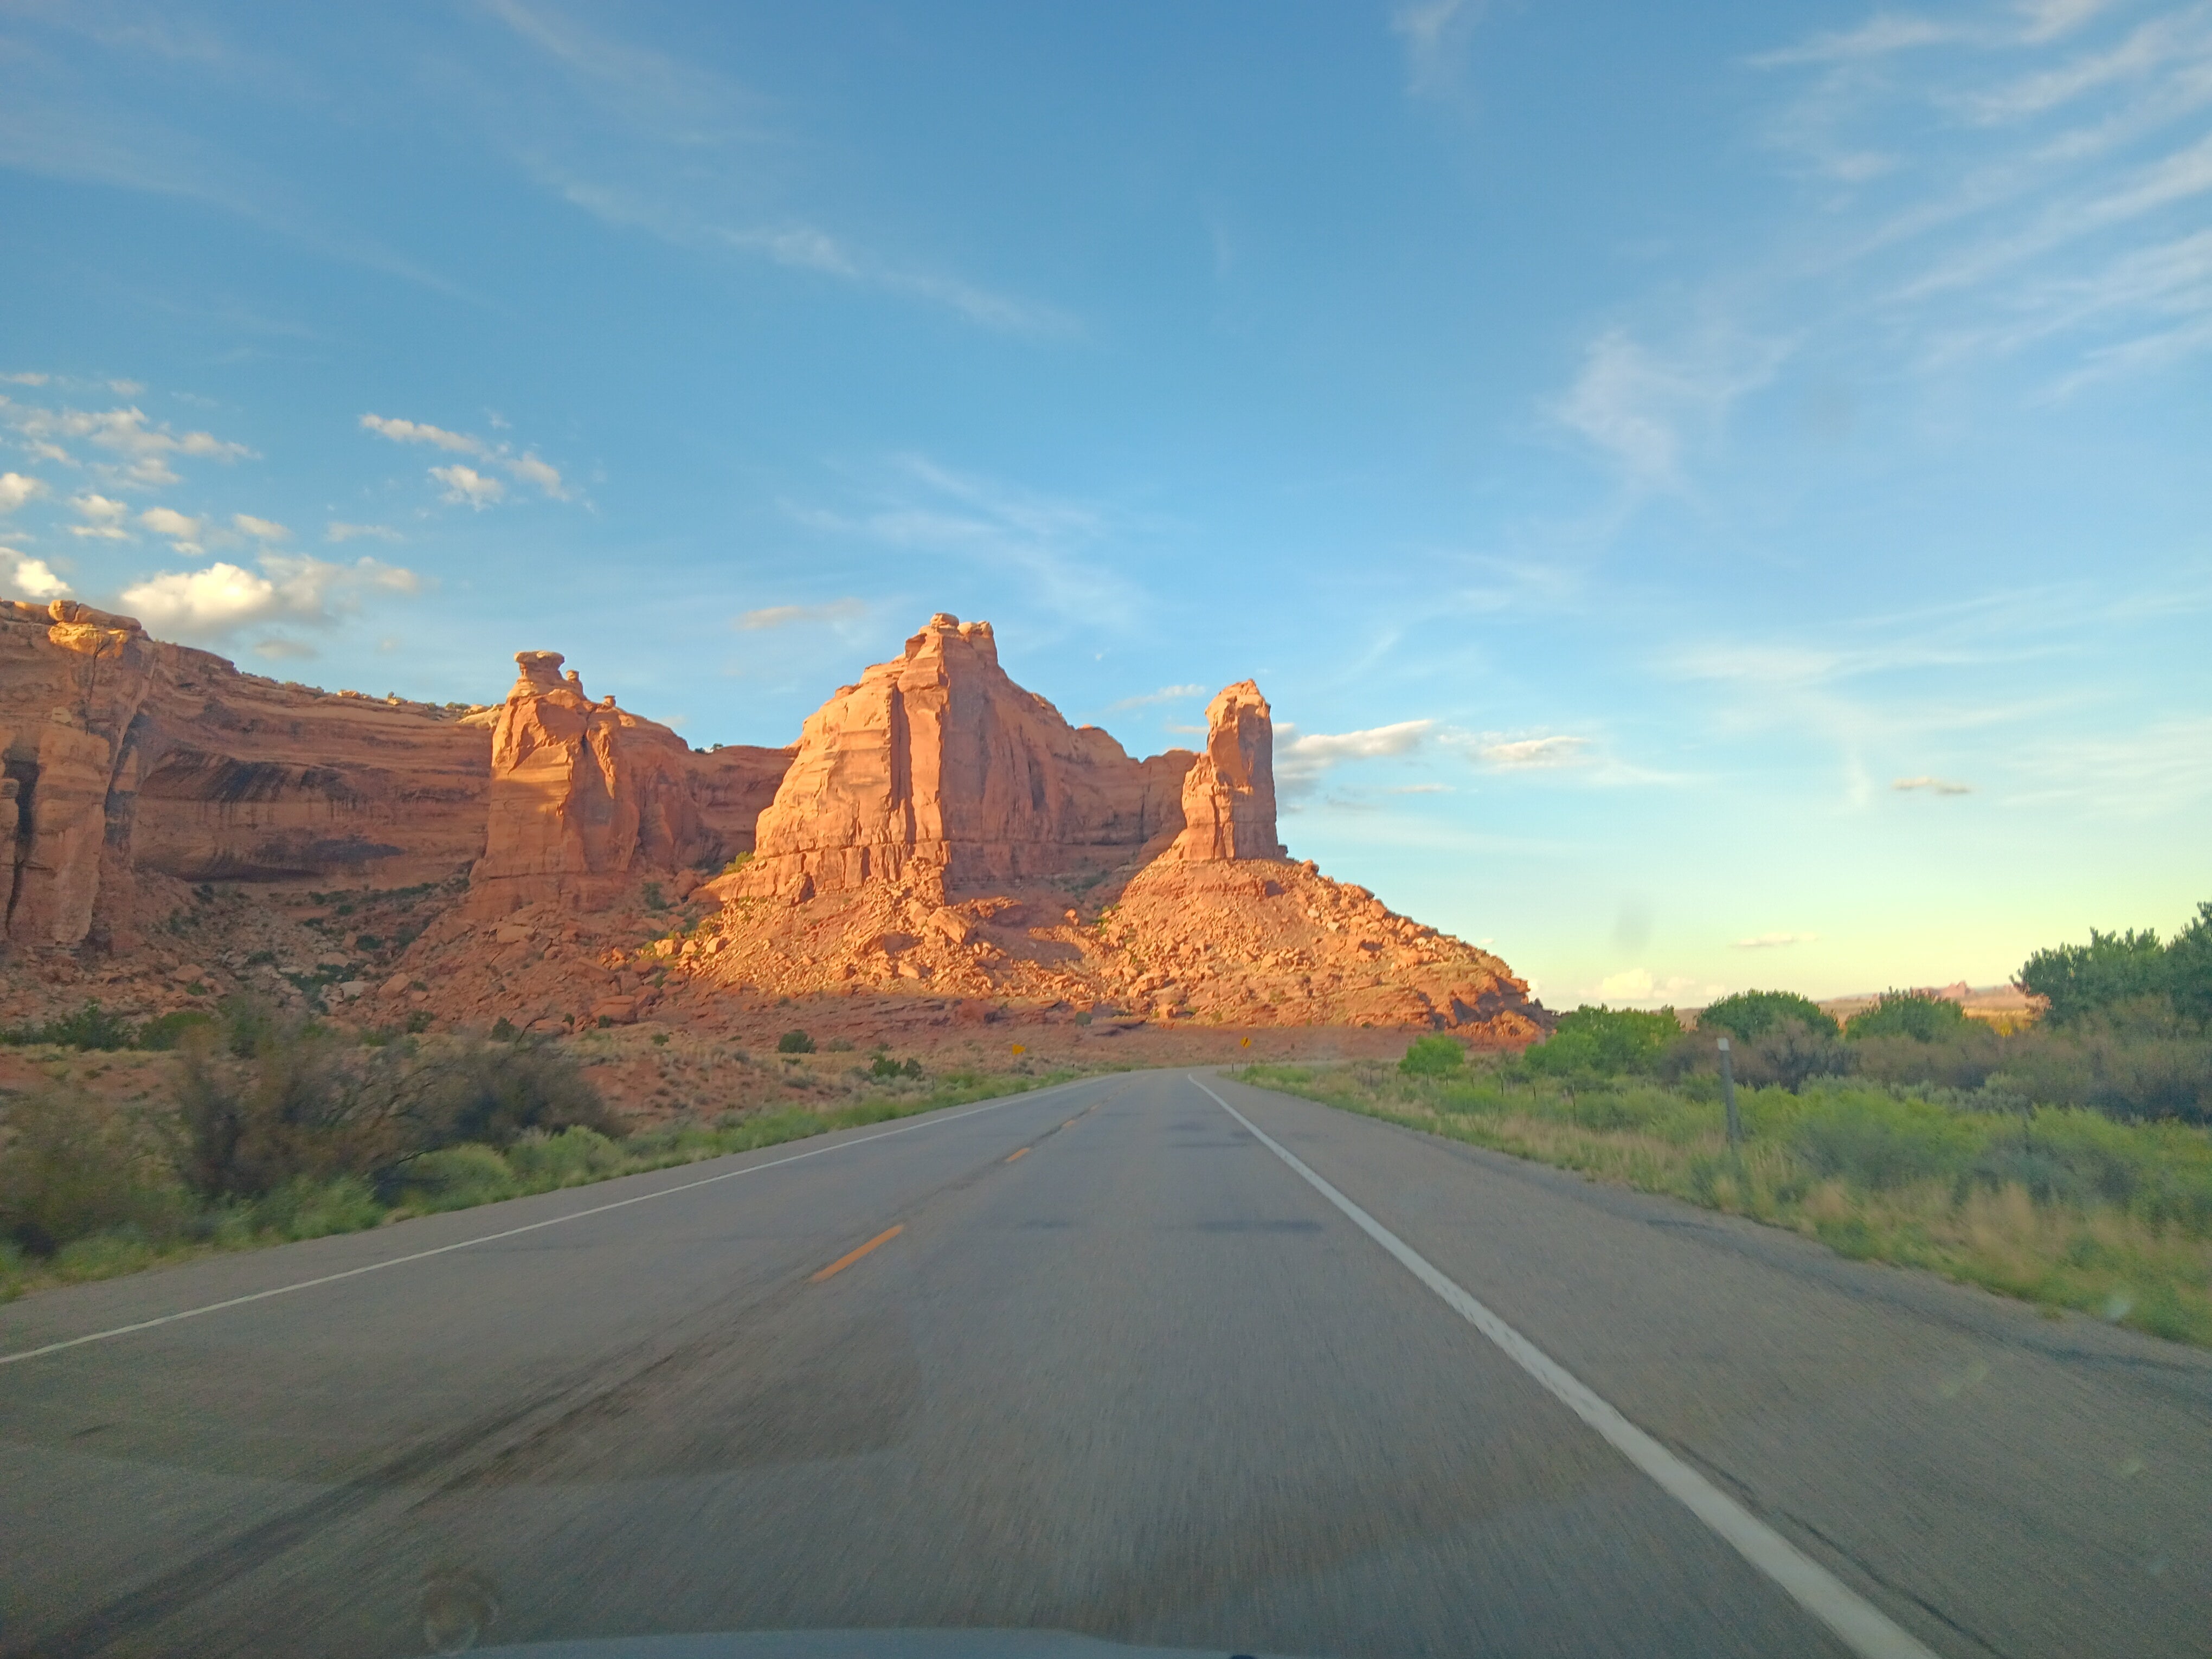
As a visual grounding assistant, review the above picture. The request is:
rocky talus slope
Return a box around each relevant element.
[1,604,1544,1047]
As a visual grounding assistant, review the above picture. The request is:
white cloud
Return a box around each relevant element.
[431,464,504,507]
[1,402,250,489]
[253,636,319,660]
[232,512,288,541]
[326,521,401,544]
[120,552,424,638]
[1109,683,1207,710]
[2,372,50,386]
[1591,967,1729,1007]
[363,413,571,501]
[359,413,486,455]
[1,547,69,600]
[0,472,45,513]
[1476,734,1592,769]
[1734,931,1819,949]
[1893,774,1973,795]
[139,506,204,551]
[735,598,867,631]
[1274,719,1437,795]
[68,492,132,539]
[504,452,568,499]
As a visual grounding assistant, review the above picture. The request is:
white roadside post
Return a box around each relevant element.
[1718,1035,1743,1149]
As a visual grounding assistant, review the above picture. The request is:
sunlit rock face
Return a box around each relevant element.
[1170,679,1285,864]
[732,613,1197,901]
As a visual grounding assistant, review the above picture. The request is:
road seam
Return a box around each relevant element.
[0,1079,1099,1368]
[1197,1075,1945,1659]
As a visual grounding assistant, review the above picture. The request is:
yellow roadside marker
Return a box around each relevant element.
[810,1224,904,1283]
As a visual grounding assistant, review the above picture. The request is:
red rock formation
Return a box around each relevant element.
[1171,679,1284,863]
[730,614,1193,901]
[3,596,492,949]
[468,652,711,916]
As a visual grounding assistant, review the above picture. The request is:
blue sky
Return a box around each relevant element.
[2,0,2207,1006]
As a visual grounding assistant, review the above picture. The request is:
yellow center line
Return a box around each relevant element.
[809,1224,904,1283]
[1006,1147,1030,1162]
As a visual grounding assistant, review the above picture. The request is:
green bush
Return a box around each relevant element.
[1527,1006,1680,1076]
[137,1011,216,1051]
[1846,991,1969,1042]
[1790,1090,1980,1189]
[505,1126,623,1187]
[2022,926,2173,1025]
[1399,1034,1467,1077]
[1699,990,1834,1043]
[398,1145,518,1212]
[777,1030,816,1054]
[2,1000,137,1050]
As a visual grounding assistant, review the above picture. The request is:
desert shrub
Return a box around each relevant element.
[136,1010,216,1051]
[870,1054,922,1078]
[1699,990,1834,1043]
[173,1022,416,1199]
[1849,1024,2007,1091]
[1734,1019,1851,1093]
[1991,1014,2212,1124]
[1526,1006,1680,1076]
[0,1089,187,1255]
[3,1000,138,1050]
[505,1126,623,1187]
[1791,1090,1979,1189]
[245,1175,383,1240]
[398,1145,518,1212]
[777,1030,816,1054]
[406,1040,616,1148]
[1846,991,1969,1043]
[1400,1034,1467,1077]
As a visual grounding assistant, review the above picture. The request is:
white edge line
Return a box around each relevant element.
[1,1078,1096,1368]
[1195,1076,1944,1659]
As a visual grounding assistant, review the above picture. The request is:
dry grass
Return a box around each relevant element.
[1242,1061,2212,1347]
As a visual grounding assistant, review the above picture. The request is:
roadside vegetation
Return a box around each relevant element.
[1,1002,1076,1303]
[1248,904,2212,1348]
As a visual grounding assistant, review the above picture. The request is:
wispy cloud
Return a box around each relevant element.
[735,598,867,631]
[479,1,1075,337]
[1391,0,1484,95]
[360,412,570,503]
[0,472,47,513]
[786,455,1139,626]
[1475,734,1592,769]
[1275,719,1436,794]
[1893,774,1974,795]
[1,395,250,488]
[1110,683,1207,710]
[1734,931,1819,949]
[326,522,402,544]
[1550,328,1787,493]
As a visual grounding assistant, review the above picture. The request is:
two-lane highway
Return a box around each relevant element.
[3,1069,2207,1657]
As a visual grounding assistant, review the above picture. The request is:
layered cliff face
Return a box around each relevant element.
[734,614,1194,902]
[467,652,791,916]
[2,597,493,950]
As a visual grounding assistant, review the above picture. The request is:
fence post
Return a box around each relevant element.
[1717,1036,1742,1150]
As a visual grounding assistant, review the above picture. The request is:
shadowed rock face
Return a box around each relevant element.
[735,614,1197,901]
[3,597,493,948]
[1172,679,1284,863]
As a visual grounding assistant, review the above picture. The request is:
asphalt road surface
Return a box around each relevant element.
[3,1069,2207,1658]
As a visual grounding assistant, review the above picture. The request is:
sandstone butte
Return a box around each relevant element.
[0,601,1546,1047]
